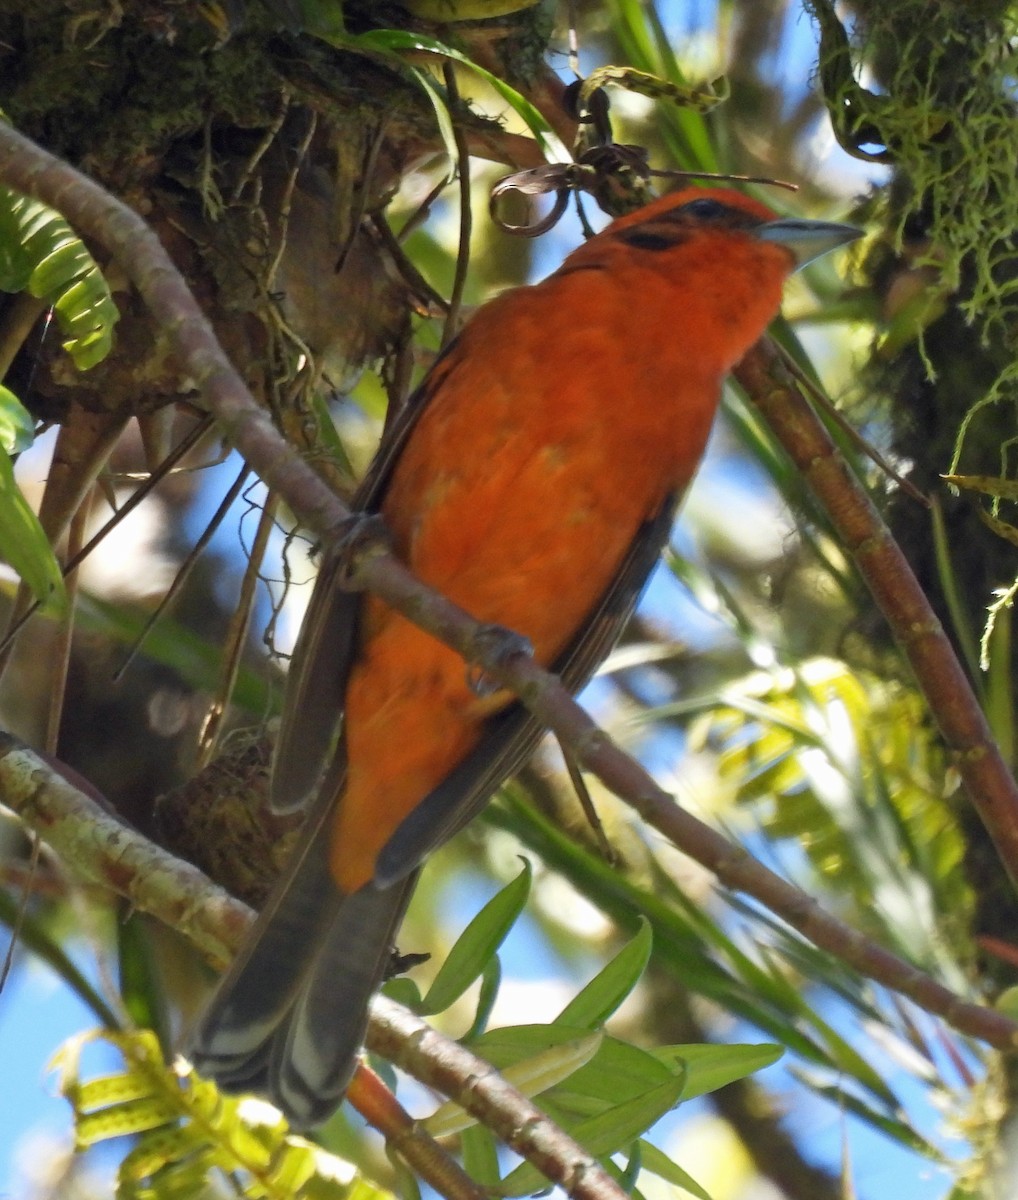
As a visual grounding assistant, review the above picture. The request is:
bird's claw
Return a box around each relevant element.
[328,512,393,588]
[466,623,534,697]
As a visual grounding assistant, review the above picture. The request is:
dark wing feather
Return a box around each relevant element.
[188,765,344,1086]
[270,554,358,813]
[270,342,460,814]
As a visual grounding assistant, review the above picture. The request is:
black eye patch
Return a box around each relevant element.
[618,230,674,251]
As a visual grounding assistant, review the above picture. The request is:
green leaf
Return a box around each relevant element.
[77,1096,179,1144]
[617,1140,643,1194]
[460,1125,500,1189]
[0,185,119,369]
[556,917,653,1029]
[0,385,34,452]
[651,1043,782,1101]
[119,1127,215,1186]
[332,29,571,164]
[463,952,502,1041]
[54,1028,363,1197]
[419,859,531,1015]
[307,390,356,481]
[426,1029,602,1136]
[0,447,66,611]
[382,974,425,1010]
[406,63,460,171]
[467,1022,602,1068]
[545,1036,680,1114]
[637,1139,713,1200]
[500,1074,685,1196]
[75,1072,154,1111]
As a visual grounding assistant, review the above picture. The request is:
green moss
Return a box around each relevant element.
[810,1,1018,471]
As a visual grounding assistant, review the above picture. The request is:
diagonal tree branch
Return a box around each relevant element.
[735,341,1018,890]
[1,121,1015,1061]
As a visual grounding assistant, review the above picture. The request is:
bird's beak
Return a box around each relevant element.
[757,216,863,270]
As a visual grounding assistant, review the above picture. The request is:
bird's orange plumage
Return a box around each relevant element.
[334,190,796,891]
[189,187,859,1127]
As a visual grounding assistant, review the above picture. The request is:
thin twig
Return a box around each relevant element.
[371,211,450,315]
[0,407,128,680]
[45,492,91,754]
[112,463,250,681]
[0,414,215,658]
[195,489,279,769]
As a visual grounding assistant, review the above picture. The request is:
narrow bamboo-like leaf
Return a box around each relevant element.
[0,890,119,1028]
[460,1124,501,1188]
[580,66,727,114]
[501,1076,685,1196]
[793,1070,941,1157]
[468,1022,599,1066]
[407,63,460,170]
[463,953,502,1041]
[265,1140,319,1192]
[75,592,268,711]
[651,1043,782,1101]
[398,0,542,18]
[636,1139,713,1200]
[617,1140,643,1194]
[74,1072,154,1112]
[308,391,356,481]
[555,917,652,1029]
[119,911,171,1051]
[0,447,66,611]
[380,975,425,1011]
[342,29,571,163]
[931,496,984,690]
[943,472,1018,500]
[119,1127,209,1185]
[425,1030,602,1136]
[419,860,531,1015]
[549,1036,678,1113]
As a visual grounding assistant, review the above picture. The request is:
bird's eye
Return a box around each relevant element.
[682,197,727,220]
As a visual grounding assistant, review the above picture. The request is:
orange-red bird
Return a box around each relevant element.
[190,188,859,1127]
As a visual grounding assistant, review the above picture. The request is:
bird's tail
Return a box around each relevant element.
[187,787,416,1129]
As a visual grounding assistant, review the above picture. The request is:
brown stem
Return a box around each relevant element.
[346,1064,489,1200]
[735,338,1018,889]
[368,995,630,1200]
[196,490,280,769]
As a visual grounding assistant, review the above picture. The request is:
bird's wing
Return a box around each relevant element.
[269,341,462,815]
[373,492,680,887]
